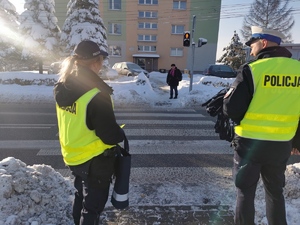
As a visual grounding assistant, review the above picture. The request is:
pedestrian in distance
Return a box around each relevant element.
[53,40,125,225]
[166,63,182,99]
[223,26,300,225]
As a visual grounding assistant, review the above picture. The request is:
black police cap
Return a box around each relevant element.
[73,40,108,59]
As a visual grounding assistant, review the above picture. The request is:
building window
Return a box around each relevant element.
[138,22,158,29]
[173,1,186,10]
[108,23,121,35]
[138,35,157,42]
[109,0,121,10]
[138,45,156,52]
[172,25,184,34]
[109,45,121,56]
[170,48,183,56]
[139,0,158,5]
[138,11,158,18]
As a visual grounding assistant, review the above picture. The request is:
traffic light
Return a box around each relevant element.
[183,31,190,47]
[198,38,208,47]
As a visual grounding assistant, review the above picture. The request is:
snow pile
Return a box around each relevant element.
[0,157,299,224]
[110,72,232,108]
[0,157,74,225]
[253,163,300,225]
[0,71,234,107]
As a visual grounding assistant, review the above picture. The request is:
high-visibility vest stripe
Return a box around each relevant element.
[235,124,296,135]
[244,112,298,123]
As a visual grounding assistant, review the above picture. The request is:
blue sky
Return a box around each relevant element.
[217,0,300,58]
[10,0,300,59]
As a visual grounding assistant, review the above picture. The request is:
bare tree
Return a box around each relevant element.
[241,0,294,43]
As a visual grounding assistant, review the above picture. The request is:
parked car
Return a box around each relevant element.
[48,61,62,74]
[203,64,237,78]
[99,68,119,80]
[112,62,149,78]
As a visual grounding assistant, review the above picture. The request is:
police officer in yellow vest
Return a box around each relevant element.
[54,40,125,225]
[223,26,300,225]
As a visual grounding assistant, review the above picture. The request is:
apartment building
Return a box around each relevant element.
[55,0,69,28]
[55,0,221,72]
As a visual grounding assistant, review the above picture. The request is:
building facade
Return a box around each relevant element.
[55,0,221,72]
[99,0,221,72]
[55,0,69,29]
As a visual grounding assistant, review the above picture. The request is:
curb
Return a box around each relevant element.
[100,205,234,225]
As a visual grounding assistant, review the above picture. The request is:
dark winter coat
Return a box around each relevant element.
[223,46,300,148]
[53,66,124,145]
[166,67,182,87]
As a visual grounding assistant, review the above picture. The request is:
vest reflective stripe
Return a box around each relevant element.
[244,112,298,122]
[235,57,300,141]
[56,88,115,165]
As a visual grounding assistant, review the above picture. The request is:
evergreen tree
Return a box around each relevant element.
[241,0,294,43]
[217,31,246,70]
[60,0,108,68]
[0,0,21,71]
[19,0,60,74]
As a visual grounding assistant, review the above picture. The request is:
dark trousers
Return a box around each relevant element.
[170,85,178,98]
[73,176,110,225]
[232,136,291,225]
[70,150,116,225]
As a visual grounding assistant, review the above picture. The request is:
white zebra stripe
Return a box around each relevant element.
[0,139,230,154]
[115,112,205,118]
[35,140,231,155]
[117,120,214,125]
[124,128,217,136]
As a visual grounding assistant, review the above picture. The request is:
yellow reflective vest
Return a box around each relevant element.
[235,57,300,141]
[56,88,116,165]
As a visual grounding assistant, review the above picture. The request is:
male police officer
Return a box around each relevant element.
[223,26,300,225]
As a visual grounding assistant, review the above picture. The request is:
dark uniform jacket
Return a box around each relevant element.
[166,67,182,86]
[223,46,300,149]
[53,66,124,145]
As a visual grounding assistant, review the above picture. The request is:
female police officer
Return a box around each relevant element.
[54,40,125,225]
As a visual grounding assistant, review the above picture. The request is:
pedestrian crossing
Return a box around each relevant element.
[0,108,233,179]
[30,108,232,181]
[0,107,235,223]
[0,109,233,177]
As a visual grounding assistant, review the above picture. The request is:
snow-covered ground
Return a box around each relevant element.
[0,71,299,225]
[0,70,230,107]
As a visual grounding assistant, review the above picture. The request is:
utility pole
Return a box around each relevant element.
[184,15,206,91]
[189,15,196,92]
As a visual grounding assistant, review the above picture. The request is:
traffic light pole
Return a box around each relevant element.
[189,15,196,92]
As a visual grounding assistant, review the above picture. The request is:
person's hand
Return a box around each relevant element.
[291,148,300,155]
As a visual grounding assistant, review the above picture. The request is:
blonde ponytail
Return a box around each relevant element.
[58,55,102,83]
[58,56,76,83]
